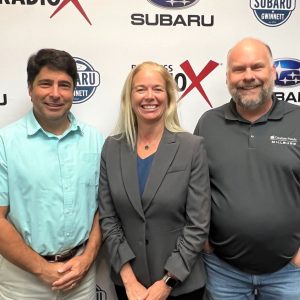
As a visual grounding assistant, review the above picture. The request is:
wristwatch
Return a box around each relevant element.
[163,274,179,288]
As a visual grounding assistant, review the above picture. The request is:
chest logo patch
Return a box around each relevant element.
[270,135,298,146]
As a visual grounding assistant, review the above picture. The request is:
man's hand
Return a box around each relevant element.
[145,280,171,300]
[37,260,65,285]
[291,248,300,267]
[51,254,91,291]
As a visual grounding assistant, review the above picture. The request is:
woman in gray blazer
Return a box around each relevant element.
[99,62,210,300]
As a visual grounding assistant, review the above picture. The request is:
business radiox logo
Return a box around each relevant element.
[131,0,214,26]
[73,57,100,104]
[250,0,296,27]
[274,58,300,103]
[131,60,219,108]
[0,0,92,25]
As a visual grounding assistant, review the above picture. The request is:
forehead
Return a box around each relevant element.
[132,68,165,86]
[228,41,271,67]
[34,66,73,83]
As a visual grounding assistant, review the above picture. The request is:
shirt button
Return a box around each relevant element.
[251,135,254,138]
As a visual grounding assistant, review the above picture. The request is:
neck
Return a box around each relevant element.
[137,121,165,142]
[136,122,164,155]
[236,99,273,123]
[34,114,70,135]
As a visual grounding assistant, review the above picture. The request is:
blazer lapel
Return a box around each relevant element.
[120,140,145,220]
[142,130,179,212]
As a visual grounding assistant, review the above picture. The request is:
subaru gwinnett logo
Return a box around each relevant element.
[73,57,100,104]
[250,0,296,27]
[274,58,300,87]
[147,0,200,9]
[270,135,298,146]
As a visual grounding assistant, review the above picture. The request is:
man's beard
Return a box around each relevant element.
[229,79,274,110]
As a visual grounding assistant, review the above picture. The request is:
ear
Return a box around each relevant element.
[28,84,33,98]
[271,64,277,80]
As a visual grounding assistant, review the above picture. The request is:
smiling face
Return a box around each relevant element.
[29,66,74,133]
[226,39,276,110]
[131,68,168,127]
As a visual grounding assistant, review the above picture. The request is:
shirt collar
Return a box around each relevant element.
[26,110,83,137]
[224,95,284,123]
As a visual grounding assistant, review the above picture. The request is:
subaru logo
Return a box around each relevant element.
[147,0,200,9]
[275,58,300,87]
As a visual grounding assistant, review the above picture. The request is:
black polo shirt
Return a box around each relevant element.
[194,97,300,274]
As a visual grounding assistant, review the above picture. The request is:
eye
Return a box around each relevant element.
[134,87,146,93]
[231,67,245,73]
[60,84,72,89]
[39,81,52,87]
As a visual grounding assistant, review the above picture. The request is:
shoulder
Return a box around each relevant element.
[200,103,228,122]
[175,131,203,144]
[77,121,105,143]
[0,115,27,139]
[280,100,300,113]
[172,132,205,156]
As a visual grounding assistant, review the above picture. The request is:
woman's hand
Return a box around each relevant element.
[145,279,172,300]
[124,280,148,300]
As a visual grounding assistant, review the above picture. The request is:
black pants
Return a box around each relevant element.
[115,284,205,300]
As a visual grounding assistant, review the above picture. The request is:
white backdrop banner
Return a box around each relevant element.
[0,0,299,299]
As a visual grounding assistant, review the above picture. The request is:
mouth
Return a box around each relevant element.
[141,104,158,110]
[45,103,64,110]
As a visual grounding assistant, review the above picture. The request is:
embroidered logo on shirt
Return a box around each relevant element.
[270,135,298,146]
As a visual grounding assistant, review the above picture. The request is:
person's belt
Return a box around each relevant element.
[42,242,86,262]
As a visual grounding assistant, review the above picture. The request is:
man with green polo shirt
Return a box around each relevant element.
[0,49,104,299]
[194,38,300,299]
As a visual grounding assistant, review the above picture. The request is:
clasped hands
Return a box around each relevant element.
[38,254,90,291]
[125,278,172,300]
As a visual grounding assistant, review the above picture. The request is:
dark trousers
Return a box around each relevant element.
[115,284,205,300]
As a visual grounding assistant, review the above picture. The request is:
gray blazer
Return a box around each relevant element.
[99,129,210,296]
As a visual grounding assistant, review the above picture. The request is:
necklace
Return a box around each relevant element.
[144,144,150,150]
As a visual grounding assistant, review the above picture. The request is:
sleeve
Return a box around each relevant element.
[193,116,203,136]
[0,135,9,206]
[164,137,211,282]
[98,138,136,274]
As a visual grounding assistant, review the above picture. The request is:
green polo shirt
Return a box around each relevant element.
[194,97,300,274]
[0,110,104,255]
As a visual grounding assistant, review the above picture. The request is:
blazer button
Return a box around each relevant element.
[145,239,149,245]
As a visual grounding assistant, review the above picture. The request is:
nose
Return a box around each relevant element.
[49,84,60,99]
[145,88,154,99]
[244,68,255,82]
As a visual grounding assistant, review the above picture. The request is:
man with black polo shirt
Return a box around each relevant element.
[194,37,300,299]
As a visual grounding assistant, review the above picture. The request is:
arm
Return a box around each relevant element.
[119,263,148,300]
[144,137,211,300]
[163,137,211,282]
[0,206,64,284]
[98,139,136,273]
[99,139,143,298]
[52,210,101,290]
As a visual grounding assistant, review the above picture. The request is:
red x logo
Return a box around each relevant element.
[50,0,92,25]
[179,60,219,108]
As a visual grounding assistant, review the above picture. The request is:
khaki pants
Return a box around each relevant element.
[0,255,96,300]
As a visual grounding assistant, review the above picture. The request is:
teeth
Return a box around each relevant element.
[143,105,156,109]
[243,86,258,90]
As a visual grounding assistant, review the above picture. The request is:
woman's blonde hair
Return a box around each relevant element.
[113,61,183,149]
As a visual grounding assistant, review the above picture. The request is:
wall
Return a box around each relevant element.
[0,1,299,298]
